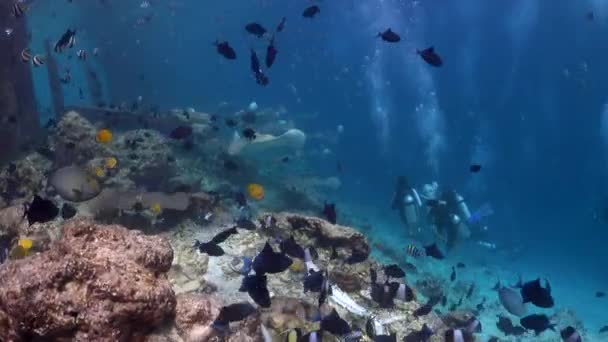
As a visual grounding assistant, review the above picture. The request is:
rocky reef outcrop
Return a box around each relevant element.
[0,219,176,341]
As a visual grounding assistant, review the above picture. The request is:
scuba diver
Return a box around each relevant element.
[427,190,473,250]
[391,176,424,235]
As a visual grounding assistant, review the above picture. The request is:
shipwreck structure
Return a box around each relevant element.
[0,3,41,164]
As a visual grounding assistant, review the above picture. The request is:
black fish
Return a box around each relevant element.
[303,5,320,18]
[245,23,267,38]
[266,37,278,68]
[194,240,224,256]
[450,266,456,282]
[277,17,286,32]
[413,301,435,317]
[225,118,238,127]
[249,49,269,86]
[520,278,554,308]
[377,29,400,43]
[596,291,605,298]
[235,192,247,207]
[496,315,525,336]
[303,269,324,292]
[322,202,337,224]
[236,218,257,230]
[403,324,433,342]
[600,325,608,333]
[169,126,193,140]
[280,236,305,259]
[345,249,368,264]
[423,243,444,259]
[470,164,482,173]
[520,314,555,335]
[24,196,59,225]
[215,41,237,59]
[224,160,239,171]
[281,156,290,163]
[475,297,486,312]
[242,128,256,140]
[457,262,466,268]
[44,118,57,129]
[417,46,443,67]
[318,273,332,305]
[213,302,257,329]
[239,274,271,307]
[210,226,238,244]
[466,283,475,299]
[561,326,582,342]
[383,264,405,278]
[54,29,77,53]
[61,203,77,219]
[320,309,351,336]
[253,242,292,274]
[371,280,396,308]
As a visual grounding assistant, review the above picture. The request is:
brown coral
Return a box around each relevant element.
[0,219,175,341]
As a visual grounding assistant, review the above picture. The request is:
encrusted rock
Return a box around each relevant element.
[48,110,111,167]
[0,153,52,205]
[114,129,175,191]
[268,212,370,263]
[174,293,222,341]
[0,219,175,341]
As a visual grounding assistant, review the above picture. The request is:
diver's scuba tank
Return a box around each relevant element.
[404,194,420,230]
[454,192,472,223]
[451,213,471,239]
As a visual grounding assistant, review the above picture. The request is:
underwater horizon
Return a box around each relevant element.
[1,0,608,341]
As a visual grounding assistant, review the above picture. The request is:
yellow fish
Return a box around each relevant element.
[150,203,162,215]
[289,258,305,272]
[246,183,264,201]
[94,166,105,178]
[104,157,118,169]
[96,129,113,143]
[18,239,33,251]
[12,239,33,259]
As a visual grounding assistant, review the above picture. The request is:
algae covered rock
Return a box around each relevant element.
[48,110,111,166]
[0,153,52,205]
[270,212,370,263]
[0,219,175,341]
[114,129,176,190]
[174,293,223,341]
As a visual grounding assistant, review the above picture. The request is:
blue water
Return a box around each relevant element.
[24,0,608,335]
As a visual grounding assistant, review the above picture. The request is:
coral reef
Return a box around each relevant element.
[113,129,176,190]
[48,110,111,167]
[0,219,175,341]
[0,153,52,206]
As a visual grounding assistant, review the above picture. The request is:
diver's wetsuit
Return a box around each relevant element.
[391,176,410,233]
[429,190,460,250]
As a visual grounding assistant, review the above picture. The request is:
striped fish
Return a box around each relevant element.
[406,244,423,258]
[20,48,32,63]
[13,3,26,18]
[76,49,87,60]
[32,55,45,67]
